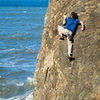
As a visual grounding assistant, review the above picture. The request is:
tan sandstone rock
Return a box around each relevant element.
[33,0,100,100]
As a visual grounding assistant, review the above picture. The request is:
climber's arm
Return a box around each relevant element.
[80,21,84,31]
[63,16,67,25]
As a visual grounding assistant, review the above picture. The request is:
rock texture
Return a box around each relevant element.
[33,0,100,100]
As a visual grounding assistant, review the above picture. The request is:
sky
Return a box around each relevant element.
[0,0,48,7]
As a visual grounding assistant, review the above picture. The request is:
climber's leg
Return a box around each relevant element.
[67,37,73,57]
[58,25,72,40]
[57,25,65,37]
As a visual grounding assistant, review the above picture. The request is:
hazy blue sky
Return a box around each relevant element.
[0,0,48,7]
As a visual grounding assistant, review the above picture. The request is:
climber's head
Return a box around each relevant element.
[71,12,78,19]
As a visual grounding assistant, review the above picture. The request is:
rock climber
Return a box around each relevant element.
[58,12,84,59]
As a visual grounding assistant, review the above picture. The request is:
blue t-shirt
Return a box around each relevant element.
[65,17,80,34]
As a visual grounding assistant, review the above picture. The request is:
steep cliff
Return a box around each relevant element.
[33,0,100,100]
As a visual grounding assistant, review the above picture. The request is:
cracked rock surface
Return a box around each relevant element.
[33,0,100,100]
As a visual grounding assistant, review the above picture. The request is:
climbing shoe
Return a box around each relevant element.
[59,37,64,40]
[68,56,72,59]
[67,54,73,60]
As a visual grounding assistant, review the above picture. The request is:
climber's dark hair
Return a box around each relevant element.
[71,12,78,19]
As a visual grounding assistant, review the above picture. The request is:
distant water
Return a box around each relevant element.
[0,7,47,100]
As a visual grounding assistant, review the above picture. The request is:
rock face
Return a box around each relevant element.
[33,0,100,100]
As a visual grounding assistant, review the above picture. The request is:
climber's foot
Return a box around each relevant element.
[68,56,72,59]
[67,54,75,61]
[59,37,64,40]
[69,57,75,61]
